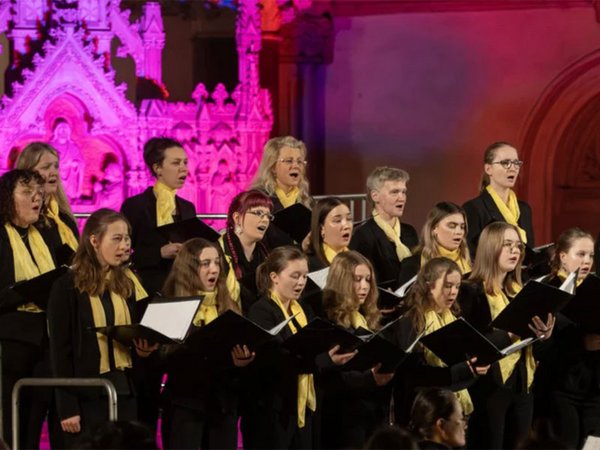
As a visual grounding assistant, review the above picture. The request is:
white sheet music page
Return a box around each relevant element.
[308,267,330,290]
[583,436,600,450]
[395,275,417,297]
[141,299,201,341]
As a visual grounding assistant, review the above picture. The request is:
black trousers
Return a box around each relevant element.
[1,340,51,449]
[161,402,238,450]
[241,407,313,450]
[468,386,533,450]
[550,390,600,449]
[133,364,163,433]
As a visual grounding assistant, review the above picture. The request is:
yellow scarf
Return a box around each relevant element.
[435,245,472,274]
[89,289,133,375]
[271,291,316,428]
[193,290,218,326]
[217,237,243,302]
[372,212,412,262]
[351,310,369,331]
[46,197,78,251]
[124,268,148,300]
[153,181,176,226]
[485,185,527,244]
[485,283,535,388]
[557,269,584,287]
[323,243,348,265]
[423,309,474,415]
[5,223,55,313]
[275,186,299,209]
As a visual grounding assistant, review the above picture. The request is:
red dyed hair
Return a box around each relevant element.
[226,190,274,231]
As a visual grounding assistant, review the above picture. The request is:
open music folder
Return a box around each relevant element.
[490,274,576,338]
[95,295,203,345]
[272,203,312,244]
[560,273,600,333]
[157,217,220,243]
[420,317,537,367]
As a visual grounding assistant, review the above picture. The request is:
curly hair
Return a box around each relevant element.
[322,250,381,330]
[0,169,45,225]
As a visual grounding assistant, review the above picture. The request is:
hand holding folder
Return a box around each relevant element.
[420,317,537,367]
[490,278,574,338]
[95,296,203,345]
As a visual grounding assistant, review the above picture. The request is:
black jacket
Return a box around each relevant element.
[121,187,196,296]
[47,271,141,419]
[385,315,475,425]
[463,190,534,257]
[350,218,419,289]
[0,224,58,345]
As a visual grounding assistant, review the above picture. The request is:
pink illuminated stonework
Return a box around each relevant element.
[0,0,273,215]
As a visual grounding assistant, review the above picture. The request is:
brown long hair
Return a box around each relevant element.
[162,238,239,314]
[550,227,594,275]
[15,142,75,222]
[323,251,381,330]
[415,202,470,264]
[307,197,348,266]
[72,209,133,298]
[469,222,523,295]
[404,257,462,334]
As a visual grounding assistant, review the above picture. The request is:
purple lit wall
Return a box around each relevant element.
[321,5,600,241]
[0,0,272,218]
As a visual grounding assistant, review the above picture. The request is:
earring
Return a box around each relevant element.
[235,225,242,235]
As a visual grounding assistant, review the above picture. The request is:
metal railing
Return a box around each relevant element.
[11,378,118,450]
[73,193,369,224]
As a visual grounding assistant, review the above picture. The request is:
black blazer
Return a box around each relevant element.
[385,315,475,425]
[244,297,332,421]
[350,218,419,289]
[595,233,600,276]
[396,252,421,287]
[121,187,196,296]
[0,224,58,346]
[463,190,534,257]
[47,271,139,419]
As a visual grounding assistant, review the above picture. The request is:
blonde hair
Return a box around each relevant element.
[15,142,75,222]
[323,251,381,330]
[550,227,594,276]
[404,257,462,334]
[250,136,312,208]
[366,166,410,208]
[416,202,471,265]
[162,238,239,314]
[469,222,523,295]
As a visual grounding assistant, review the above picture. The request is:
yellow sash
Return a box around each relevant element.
[372,212,412,262]
[47,197,78,251]
[89,289,133,374]
[351,310,369,331]
[423,309,474,415]
[217,236,242,303]
[5,223,55,313]
[275,186,299,209]
[271,291,316,428]
[436,245,472,274]
[323,243,348,265]
[485,185,527,244]
[557,269,584,287]
[486,283,535,388]
[193,290,219,326]
[123,268,148,301]
[153,181,176,226]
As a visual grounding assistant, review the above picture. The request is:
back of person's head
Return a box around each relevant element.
[363,425,419,450]
[76,420,157,449]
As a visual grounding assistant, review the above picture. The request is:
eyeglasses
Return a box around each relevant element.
[502,241,525,252]
[279,158,307,166]
[15,187,44,199]
[247,210,275,221]
[490,159,524,170]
